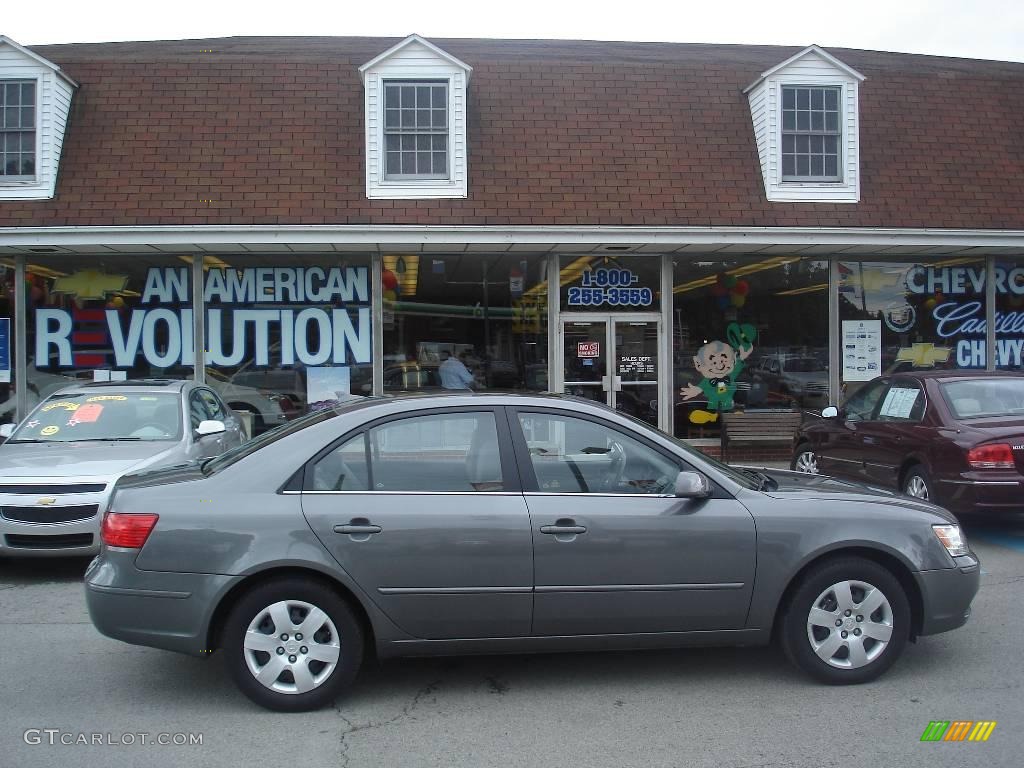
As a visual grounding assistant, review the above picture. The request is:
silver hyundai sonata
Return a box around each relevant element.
[85,393,979,711]
[0,380,245,556]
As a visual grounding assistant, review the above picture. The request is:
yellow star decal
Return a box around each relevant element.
[896,343,951,368]
[51,270,129,300]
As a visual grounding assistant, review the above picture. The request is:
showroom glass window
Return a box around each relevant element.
[994,260,1024,372]
[382,253,548,392]
[837,259,986,399]
[22,254,195,414]
[0,265,17,424]
[671,256,829,438]
[203,254,372,433]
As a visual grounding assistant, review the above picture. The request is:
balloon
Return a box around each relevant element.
[109,296,125,309]
[734,280,750,296]
[382,289,397,302]
[730,293,746,308]
[711,283,728,298]
[923,297,937,311]
[724,275,738,289]
[29,286,43,302]
[717,296,730,310]
[381,270,398,290]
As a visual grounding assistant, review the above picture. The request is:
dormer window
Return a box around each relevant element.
[1,80,36,178]
[745,45,864,204]
[360,35,471,199]
[0,36,77,200]
[781,86,841,181]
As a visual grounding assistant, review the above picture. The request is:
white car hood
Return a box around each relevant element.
[0,442,180,480]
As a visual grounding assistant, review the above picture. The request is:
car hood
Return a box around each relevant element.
[0,442,180,480]
[756,468,958,522]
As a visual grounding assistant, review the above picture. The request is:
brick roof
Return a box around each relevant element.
[3,36,1024,230]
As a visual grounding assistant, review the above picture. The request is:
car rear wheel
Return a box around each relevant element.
[223,578,364,712]
[903,466,933,501]
[791,444,819,474]
[781,557,910,685]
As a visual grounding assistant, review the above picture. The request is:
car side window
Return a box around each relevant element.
[310,411,504,492]
[876,381,925,423]
[188,391,212,430]
[517,412,679,495]
[843,379,889,422]
[197,389,225,420]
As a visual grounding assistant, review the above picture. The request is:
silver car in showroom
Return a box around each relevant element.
[85,393,979,711]
[0,380,245,556]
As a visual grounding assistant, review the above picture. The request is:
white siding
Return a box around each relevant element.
[362,37,470,199]
[747,49,861,204]
[0,43,75,201]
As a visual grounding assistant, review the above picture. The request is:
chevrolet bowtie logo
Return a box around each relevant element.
[895,343,951,368]
[51,270,129,301]
[35,497,57,506]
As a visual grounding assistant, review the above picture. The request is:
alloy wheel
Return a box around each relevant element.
[243,599,341,694]
[905,475,929,500]
[805,580,893,670]
[795,450,819,474]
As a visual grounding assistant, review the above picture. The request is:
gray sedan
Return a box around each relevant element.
[85,393,979,711]
[0,379,245,556]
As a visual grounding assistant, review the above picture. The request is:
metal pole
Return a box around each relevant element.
[371,252,384,396]
[191,255,205,383]
[14,255,27,420]
[828,259,841,405]
[986,255,997,371]
[660,253,674,435]
[547,255,561,393]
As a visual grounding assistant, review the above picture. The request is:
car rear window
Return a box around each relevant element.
[941,379,1024,419]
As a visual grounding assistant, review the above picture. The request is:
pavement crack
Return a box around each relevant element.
[334,680,442,767]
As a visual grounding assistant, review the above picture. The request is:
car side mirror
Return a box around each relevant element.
[195,419,226,438]
[674,470,712,499]
[821,406,839,419]
[0,423,14,438]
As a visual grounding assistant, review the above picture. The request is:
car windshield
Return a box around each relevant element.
[941,378,1024,419]
[785,357,827,373]
[10,392,183,443]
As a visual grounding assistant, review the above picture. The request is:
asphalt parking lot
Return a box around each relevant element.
[1,517,1023,768]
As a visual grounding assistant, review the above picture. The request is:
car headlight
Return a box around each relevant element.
[933,524,970,557]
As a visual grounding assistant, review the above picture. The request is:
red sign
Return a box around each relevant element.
[577,341,600,358]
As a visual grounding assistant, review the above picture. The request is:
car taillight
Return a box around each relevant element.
[101,512,159,548]
[966,443,1015,469]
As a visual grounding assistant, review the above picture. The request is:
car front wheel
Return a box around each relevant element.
[222,578,364,712]
[791,444,819,474]
[781,557,910,684]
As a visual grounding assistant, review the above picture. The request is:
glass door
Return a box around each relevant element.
[561,316,660,428]
[613,319,659,426]
[562,320,608,406]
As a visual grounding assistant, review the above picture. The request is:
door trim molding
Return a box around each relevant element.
[535,582,745,593]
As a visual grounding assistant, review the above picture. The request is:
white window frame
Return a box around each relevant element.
[380,77,454,184]
[0,76,40,185]
[778,83,843,183]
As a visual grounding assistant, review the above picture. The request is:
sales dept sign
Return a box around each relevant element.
[35,266,371,369]
[567,267,653,308]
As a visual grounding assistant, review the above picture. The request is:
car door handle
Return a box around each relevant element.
[540,524,587,535]
[333,524,382,535]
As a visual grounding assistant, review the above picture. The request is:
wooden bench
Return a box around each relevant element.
[720,409,804,463]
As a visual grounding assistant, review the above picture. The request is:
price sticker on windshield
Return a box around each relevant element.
[68,403,104,426]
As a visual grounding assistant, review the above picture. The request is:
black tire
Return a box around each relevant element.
[791,443,818,474]
[780,557,910,685]
[222,578,364,712]
[902,465,934,503]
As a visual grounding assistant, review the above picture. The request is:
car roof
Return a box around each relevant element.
[49,378,191,396]
[897,370,1024,381]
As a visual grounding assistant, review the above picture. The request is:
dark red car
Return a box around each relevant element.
[791,370,1024,516]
